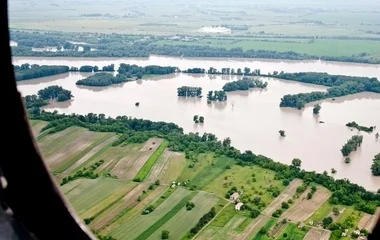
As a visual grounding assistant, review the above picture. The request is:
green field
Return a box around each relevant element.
[203,165,285,208]
[146,191,219,240]
[154,38,380,57]
[190,155,236,189]
[252,218,277,240]
[177,153,215,182]
[134,140,168,181]
[276,223,308,240]
[109,187,193,240]
[29,120,373,240]
[64,178,130,214]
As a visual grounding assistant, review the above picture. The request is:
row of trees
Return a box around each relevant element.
[14,64,70,81]
[177,86,202,97]
[278,72,380,109]
[76,73,127,86]
[12,39,380,64]
[188,207,216,236]
[341,135,364,157]
[222,77,268,92]
[28,108,380,215]
[346,121,376,133]
[207,90,227,102]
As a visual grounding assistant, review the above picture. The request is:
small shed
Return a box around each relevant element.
[235,202,244,211]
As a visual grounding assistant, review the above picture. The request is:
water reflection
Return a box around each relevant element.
[43,100,72,109]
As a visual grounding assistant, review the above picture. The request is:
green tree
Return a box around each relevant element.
[333,207,340,216]
[199,116,204,123]
[279,130,286,137]
[376,133,379,139]
[331,168,337,174]
[323,217,333,228]
[291,158,302,168]
[371,153,380,176]
[161,230,170,239]
[313,104,321,114]
[193,115,199,122]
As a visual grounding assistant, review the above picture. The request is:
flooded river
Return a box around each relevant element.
[14,56,380,191]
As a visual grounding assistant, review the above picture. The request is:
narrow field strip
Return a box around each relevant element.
[282,187,331,222]
[146,149,173,183]
[55,133,116,173]
[304,228,331,240]
[65,178,129,214]
[62,135,117,175]
[97,185,166,234]
[80,181,137,218]
[252,218,277,240]
[261,179,303,216]
[146,191,219,240]
[109,187,191,240]
[235,215,270,240]
[134,192,197,240]
[111,138,163,179]
[134,140,168,181]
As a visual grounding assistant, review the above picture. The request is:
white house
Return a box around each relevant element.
[235,202,244,211]
[229,192,240,201]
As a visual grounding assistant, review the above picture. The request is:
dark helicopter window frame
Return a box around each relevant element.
[0,0,379,239]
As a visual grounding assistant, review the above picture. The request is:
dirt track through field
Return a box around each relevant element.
[90,183,149,231]
[262,179,303,216]
[111,138,163,179]
[235,215,270,240]
[63,136,117,175]
[282,187,331,222]
[304,228,331,240]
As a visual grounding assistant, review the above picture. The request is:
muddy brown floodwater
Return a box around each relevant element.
[14,56,380,191]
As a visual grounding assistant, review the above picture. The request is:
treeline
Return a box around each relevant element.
[177,86,202,97]
[277,72,380,109]
[76,73,127,86]
[346,122,375,133]
[118,64,177,79]
[14,64,69,81]
[10,30,380,64]
[341,135,363,157]
[12,44,380,64]
[222,77,268,92]
[14,63,118,81]
[27,109,380,214]
[207,90,227,102]
[371,153,380,176]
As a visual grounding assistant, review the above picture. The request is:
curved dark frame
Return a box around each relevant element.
[1,1,95,239]
[0,0,379,239]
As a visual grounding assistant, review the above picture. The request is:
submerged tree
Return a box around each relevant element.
[376,133,379,139]
[199,116,204,123]
[313,104,321,114]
